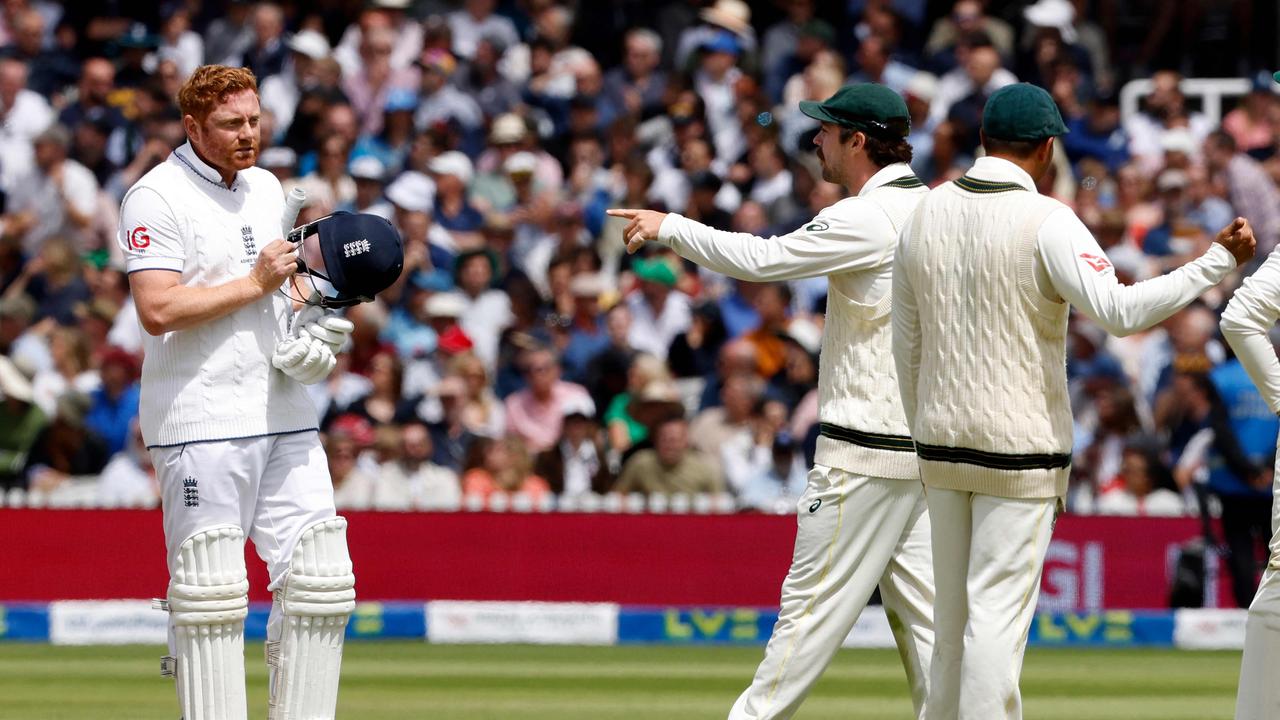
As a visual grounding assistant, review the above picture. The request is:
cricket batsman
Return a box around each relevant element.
[610,83,935,719]
[1217,71,1280,720]
[892,83,1255,720]
[117,65,402,720]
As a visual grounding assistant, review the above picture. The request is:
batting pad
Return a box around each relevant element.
[166,525,250,720]
[268,517,356,720]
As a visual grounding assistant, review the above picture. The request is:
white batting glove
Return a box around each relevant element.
[271,335,336,385]
[303,315,355,355]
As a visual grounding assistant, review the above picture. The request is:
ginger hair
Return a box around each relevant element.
[177,65,258,123]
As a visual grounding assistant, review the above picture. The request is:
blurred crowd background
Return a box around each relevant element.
[0,0,1279,603]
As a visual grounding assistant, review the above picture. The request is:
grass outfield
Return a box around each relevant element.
[0,642,1241,719]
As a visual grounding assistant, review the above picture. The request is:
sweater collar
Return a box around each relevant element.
[171,142,243,191]
[858,162,916,197]
[965,156,1035,192]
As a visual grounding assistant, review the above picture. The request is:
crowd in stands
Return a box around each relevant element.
[0,0,1276,576]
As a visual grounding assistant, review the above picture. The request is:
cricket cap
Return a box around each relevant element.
[981,83,1070,141]
[799,83,910,138]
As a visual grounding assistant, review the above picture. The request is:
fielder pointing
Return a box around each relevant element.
[892,83,1255,720]
[611,83,935,720]
[118,66,397,720]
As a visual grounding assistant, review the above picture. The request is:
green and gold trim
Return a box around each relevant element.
[819,423,916,453]
[953,175,1029,194]
[914,441,1071,471]
[883,175,925,189]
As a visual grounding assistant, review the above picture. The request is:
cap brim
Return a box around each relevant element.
[799,100,841,125]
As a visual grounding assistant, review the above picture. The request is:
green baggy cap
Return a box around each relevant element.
[1273,71,1280,83]
[981,83,1070,142]
[799,83,910,138]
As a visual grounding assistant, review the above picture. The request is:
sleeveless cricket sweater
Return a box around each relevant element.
[814,174,929,480]
[900,175,1071,499]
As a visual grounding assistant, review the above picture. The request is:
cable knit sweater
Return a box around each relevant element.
[657,163,927,480]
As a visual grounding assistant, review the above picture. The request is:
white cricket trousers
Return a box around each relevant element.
[922,487,1055,720]
[728,465,935,720]
[151,431,338,647]
[1235,464,1280,720]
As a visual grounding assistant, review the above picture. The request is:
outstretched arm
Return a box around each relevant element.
[608,204,897,282]
[1041,212,1253,337]
[1221,250,1280,414]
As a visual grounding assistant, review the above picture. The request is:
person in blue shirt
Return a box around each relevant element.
[1063,92,1130,174]
[1209,357,1277,607]
[84,347,141,457]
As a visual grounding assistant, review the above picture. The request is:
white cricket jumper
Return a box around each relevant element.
[118,143,316,448]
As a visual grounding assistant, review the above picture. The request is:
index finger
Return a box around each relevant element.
[607,209,640,219]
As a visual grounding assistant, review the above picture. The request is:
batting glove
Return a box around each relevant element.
[303,315,355,355]
[271,335,336,385]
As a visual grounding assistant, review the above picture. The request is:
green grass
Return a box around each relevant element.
[0,642,1242,719]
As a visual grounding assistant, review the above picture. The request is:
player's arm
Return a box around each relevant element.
[1040,211,1253,337]
[120,186,298,336]
[607,206,892,281]
[891,222,921,433]
[1221,251,1280,414]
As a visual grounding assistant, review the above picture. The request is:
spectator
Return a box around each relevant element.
[449,352,505,439]
[0,57,53,152]
[427,375,480,472]
[690,372,761,478]
[413,48,483,143]
[83,347,139,457]
[615,416,723,495]
[534,395,614,496]
[335,3,423,75]
[723,400,808,510]
[453,249,510,368]
[374,421,461,510]
[847,35,915,95]
[0,294,51,374]
[1222,72,1278,154]
[237,3,287,80]
[603,28,669,120]
[343,25,415,138]
[0,355,45,490]
[923,0,1015,71]
[0,11,78,98]
[1095,440,1185,517]
[328,427,377,510]
[328,349,424,427]
[5,239,91,327]
[929,33,1016,127]
[504,346,595,454]
[430,151,483,234]
[604,353,671,455]
[667,301,729,380]
[96,419,157,505]
[560,273,612,383]
[26,390,109,492]
[1204,130,1280,257]
[625,255,692,360]
[2,125,98,255]
[447,0,519,62]
[30,325,97,420]
[461,435,550,503]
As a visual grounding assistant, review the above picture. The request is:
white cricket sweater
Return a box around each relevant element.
[894,157,1237,499]
[118,143,317,447]
[658,163,928,480]
[1221,247,1280,414]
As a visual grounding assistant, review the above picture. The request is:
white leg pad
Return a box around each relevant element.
[268,517,356,720]
[167,525,250,720]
